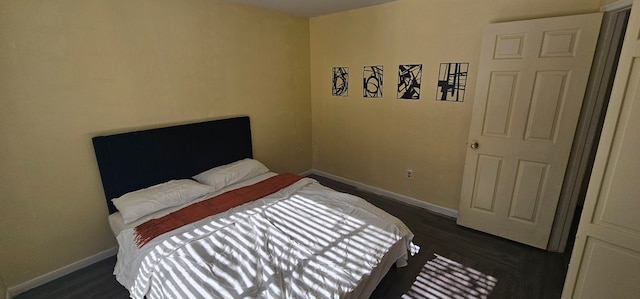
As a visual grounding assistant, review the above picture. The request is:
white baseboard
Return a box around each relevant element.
[7,246,118,298]
[298,169,313,176]
[311,169,459,219]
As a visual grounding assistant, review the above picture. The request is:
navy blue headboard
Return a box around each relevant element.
[92,116,253,214]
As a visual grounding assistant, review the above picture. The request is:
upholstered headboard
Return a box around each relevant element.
[92,116,253,214]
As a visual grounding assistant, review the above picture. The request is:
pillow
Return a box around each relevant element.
[112,179,212,224]
[193,158,269,191]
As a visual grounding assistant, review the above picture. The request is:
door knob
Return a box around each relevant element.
[470,141,479,149]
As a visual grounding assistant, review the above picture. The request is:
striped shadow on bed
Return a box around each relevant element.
[122,179,412,299]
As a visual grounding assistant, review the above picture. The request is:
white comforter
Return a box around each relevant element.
[113,177,414,299]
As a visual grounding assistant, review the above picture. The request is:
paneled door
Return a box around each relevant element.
[563,0,640,296]
[458,13,602,249]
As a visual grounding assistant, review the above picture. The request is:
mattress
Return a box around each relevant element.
[110,174,414,299]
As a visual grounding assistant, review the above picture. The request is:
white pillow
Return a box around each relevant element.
[112,179,212,224]
[193,158,269,191]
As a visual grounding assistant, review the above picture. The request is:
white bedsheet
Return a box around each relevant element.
[113,176,414,299]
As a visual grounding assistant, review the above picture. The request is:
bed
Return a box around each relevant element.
[93,116,414,299]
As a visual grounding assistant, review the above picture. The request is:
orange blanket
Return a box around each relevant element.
[134,173,304,247]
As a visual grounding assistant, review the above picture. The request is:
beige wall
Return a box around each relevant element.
[0,0,310,287]
[0,275,6,299]
[309,0,602,211]
[0,0,610,291]
[601,0,624,6]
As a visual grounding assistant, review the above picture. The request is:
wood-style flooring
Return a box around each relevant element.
[14,174,574,299]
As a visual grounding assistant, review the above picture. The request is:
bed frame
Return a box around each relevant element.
[92,116,253,214]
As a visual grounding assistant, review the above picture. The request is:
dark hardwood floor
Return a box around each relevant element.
[15,174,574,299]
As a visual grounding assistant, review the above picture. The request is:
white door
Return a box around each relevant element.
[563,1,640,297]
[458,13,603,249]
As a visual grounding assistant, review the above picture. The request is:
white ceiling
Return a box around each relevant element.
[226,0,397,17]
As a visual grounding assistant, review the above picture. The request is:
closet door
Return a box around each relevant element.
[562,0,640,297]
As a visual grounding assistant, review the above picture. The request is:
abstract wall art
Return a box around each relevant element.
[397,64,422,100]
[332,67,349,97]
[363,65,383,98]
[436,62,469,102]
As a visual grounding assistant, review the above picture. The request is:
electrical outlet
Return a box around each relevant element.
[406,169,413,179]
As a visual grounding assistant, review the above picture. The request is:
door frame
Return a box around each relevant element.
[547,4,631,252]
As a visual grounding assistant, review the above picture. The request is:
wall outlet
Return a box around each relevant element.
[406,169,413,179]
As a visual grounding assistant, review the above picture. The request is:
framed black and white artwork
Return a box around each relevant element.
[332,67,349,97]
[397,64,422,100]
[363,65,383,98]
[436,62,469,102]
